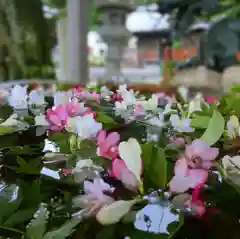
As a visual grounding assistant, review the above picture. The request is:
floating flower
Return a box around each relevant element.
[53,91,71,106]
[75,114,102,140]
[226,115,240,139]
[66,102,88,117]
[28,90,46,106]
[169,157,208,193]
[119,138,142,182]
[185,139,219,169]
[170,114,194,133]
[97,130,120,159]
[111,158,139,191]
[8,85,28,109]
[46,105,68,132]
[140,94,159,112]
[73,178,115,217]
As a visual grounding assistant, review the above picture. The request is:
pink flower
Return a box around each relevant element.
[190,185,206,217]
[110,158,138,191]
[170,137,185,143]
[97,130,120,159]
[135,104,145,117]
[205,96,218,104]
[185,139,219,169]
[46,104,68,132]
[66,102,87,117]
[169,157,208,193]
[84,108,97,119]
[80,178,115,216]
[78,91,100,104]
[111,94,123,102]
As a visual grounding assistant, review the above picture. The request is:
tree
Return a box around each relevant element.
[0,0,53,81]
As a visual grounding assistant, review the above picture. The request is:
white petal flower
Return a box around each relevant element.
[188,99,202,116]
[121,90,136,106]
[1,113,29,130]
[140,94,158,112]
[114,101,128,116]
[75,114,102,139]
[170,114,194,133]
[100,86,111,98]
[28,90,46,106]
[35,115,49,126]
[8,85,28,109]
[226,115,240,139]
[53,91,70,106]
[178,86,188,101]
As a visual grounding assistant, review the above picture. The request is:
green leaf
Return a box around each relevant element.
[200,110,225,145]
[0,105,13,121]
[141,143,154,169]
[25,203,49,239]
[16,157,41,175]
[43,217,82,239]
[95,225,116,239]
[191,116,211,129]
[0,184,22,224]
[3,209,35,227]
[48,132,72,154]
[96,112,116,124]
[149,148,167,189]
[0,126,18,136]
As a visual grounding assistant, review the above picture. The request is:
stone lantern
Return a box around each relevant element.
[95,0,135,84]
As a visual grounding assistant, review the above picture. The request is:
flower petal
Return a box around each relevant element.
[119,138,142,182]
[96,200,136,225]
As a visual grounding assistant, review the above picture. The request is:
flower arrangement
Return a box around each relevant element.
[0,84,240,239]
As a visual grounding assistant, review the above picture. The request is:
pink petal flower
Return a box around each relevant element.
[97,130,120,159]
[170,137,185,143]
[84,178,114,198]
[169,158,208,193]
[135,104,144,116]
[191,186,206,217]
[185,139,219,169]
[66,103,81,117]
[46,104,68,132]
[111,158,138,191]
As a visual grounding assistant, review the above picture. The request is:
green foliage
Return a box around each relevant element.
[42,217,82,239]
[200,109,225,145]
[25,204,49,239]
[191,115,211,129]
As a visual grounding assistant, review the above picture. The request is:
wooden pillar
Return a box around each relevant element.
[67,0,89,85]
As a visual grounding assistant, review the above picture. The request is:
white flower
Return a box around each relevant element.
[178,86,188,101]
[188,99,202,116]
[170,114,194,133]
[1,113,29,130]
[100,86,111,98]
[53,91,71,106]
[117,84,128,95]
[117,85,136,106]
[73,159,102,173]
[8,85,28,109]
[121,90,136,106]
[114,101,127,117]
[28,90,45,106]
[147,115,165,128]
[75,114,102,139]
[162,103,175,115]
[226,115,240,139]
[140,94,158,112]
[35,115,49,126]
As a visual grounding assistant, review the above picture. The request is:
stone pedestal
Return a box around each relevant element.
[95,0,134,84]
[222,66,240,92]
